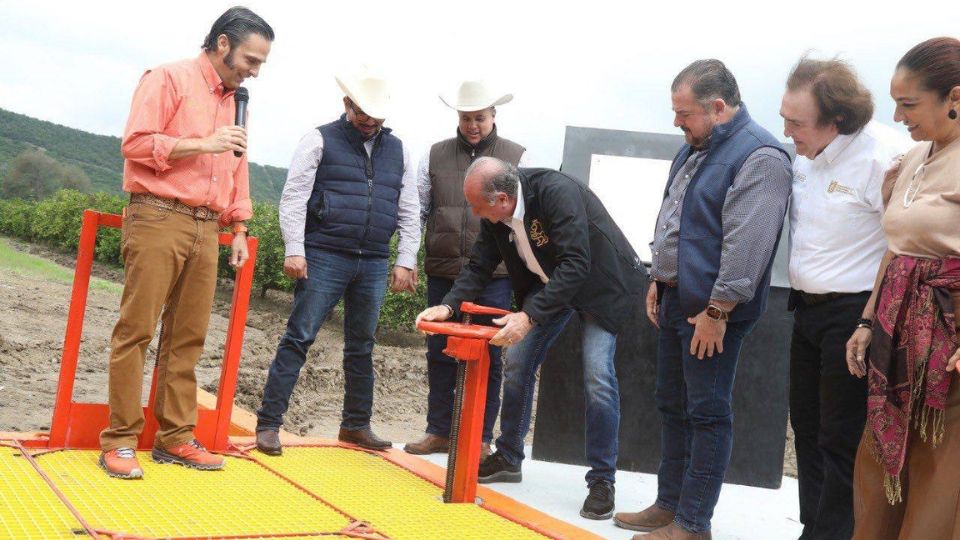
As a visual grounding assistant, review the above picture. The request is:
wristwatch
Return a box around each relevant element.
[232,222,249,235]
[705,304,730,322]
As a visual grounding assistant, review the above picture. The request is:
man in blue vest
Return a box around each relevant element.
[613,60,792,539]
[254,69,420,453]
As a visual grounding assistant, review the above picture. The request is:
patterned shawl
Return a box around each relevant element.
[868,255,960,504]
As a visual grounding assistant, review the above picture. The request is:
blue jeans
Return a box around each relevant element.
[425,276,512,443]
[655,287,756,533]
[496,309,621,485]
[257,248,388,432]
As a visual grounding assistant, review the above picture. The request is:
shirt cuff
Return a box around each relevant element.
[284,243,306,258]
[153,134,179,172]
[710,279,754,305]
[218,197,253,227]
[394,253,416,270]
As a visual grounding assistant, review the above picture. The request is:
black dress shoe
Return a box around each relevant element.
[580,480,615,520]
[256,429,282,456]
[477,451,522,484]
[338,427,392,450]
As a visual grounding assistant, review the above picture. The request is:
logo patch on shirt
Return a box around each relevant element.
[827,181,855,195]
[529,219,549,247]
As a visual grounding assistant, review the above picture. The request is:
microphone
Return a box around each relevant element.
[233,87,249,158]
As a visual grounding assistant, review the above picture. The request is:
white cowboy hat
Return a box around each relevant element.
[439,80,513,112]
[335,67,391,120]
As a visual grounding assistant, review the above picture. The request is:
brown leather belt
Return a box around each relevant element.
[129,192,219,221]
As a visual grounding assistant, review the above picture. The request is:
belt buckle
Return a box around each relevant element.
[193,206,209,220]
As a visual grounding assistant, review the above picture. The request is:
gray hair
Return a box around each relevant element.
[671,59,742,108]
[465,157,520,202]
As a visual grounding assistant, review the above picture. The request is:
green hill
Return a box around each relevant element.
[0,107,286,204]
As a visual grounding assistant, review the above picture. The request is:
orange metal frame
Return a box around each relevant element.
[416,301,510,504]
[41,209,258,452]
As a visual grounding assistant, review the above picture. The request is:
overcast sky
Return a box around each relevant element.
[2,1,958,170]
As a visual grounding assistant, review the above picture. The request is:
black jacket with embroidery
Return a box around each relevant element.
[443,168,648,333]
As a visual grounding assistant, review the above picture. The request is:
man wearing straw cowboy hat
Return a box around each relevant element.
[404,81,526,459]
[254,67,420,455]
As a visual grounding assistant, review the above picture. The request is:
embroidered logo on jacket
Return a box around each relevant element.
[529,219,549,247]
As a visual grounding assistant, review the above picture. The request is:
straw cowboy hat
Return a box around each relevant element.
[439,80,513,112]
[335,67,391,120]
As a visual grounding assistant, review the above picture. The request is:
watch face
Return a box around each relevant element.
[706,306,726,321]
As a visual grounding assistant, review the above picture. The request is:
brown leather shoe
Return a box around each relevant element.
[256,429,282,456]
[338,427,392,450]
[403,433,449,455]
[614,503,676,532]
[635,522,711,539]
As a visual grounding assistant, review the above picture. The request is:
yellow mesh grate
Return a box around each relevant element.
[33,450,351,538]
[0,446,86,539]
[258,447,549,540]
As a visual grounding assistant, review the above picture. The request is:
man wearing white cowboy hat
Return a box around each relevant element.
[255,67,420,454]
[404,81,526,459]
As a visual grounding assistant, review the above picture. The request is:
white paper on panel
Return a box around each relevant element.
[588,154,671,263]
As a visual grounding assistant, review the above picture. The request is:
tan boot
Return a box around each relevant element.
[403,433,449,455]
[638,522,712,540]
[613,503,676,532]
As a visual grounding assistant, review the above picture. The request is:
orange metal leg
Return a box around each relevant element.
[443,336,491,503]
[48,210,99,448]
[212,236,258,451]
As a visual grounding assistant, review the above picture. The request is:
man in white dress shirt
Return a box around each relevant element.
[254,68,420,454]
[780,56,911,540]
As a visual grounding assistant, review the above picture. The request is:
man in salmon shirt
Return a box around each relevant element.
[98,7,274,479]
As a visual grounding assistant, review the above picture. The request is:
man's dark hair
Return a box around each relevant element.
[671,59,742,108]
[202,7,274,52]
[787,56,874,135]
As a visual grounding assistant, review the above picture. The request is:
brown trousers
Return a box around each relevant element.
[853,376,960,540]
[99,202,219,451]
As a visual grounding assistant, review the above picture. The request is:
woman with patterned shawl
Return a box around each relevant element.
[845,37,960,539]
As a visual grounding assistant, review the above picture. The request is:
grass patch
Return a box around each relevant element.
[0,237,121,294]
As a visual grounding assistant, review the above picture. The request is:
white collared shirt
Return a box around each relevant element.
[508,183,550,284]
[788,121,911,294]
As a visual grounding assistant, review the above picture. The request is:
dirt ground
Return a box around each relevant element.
[0,238,795,477]
[0,238,436,444]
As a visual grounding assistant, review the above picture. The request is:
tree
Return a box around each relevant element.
[0,149,91,200]
[60,163,92,193]
[1,149,61,200]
